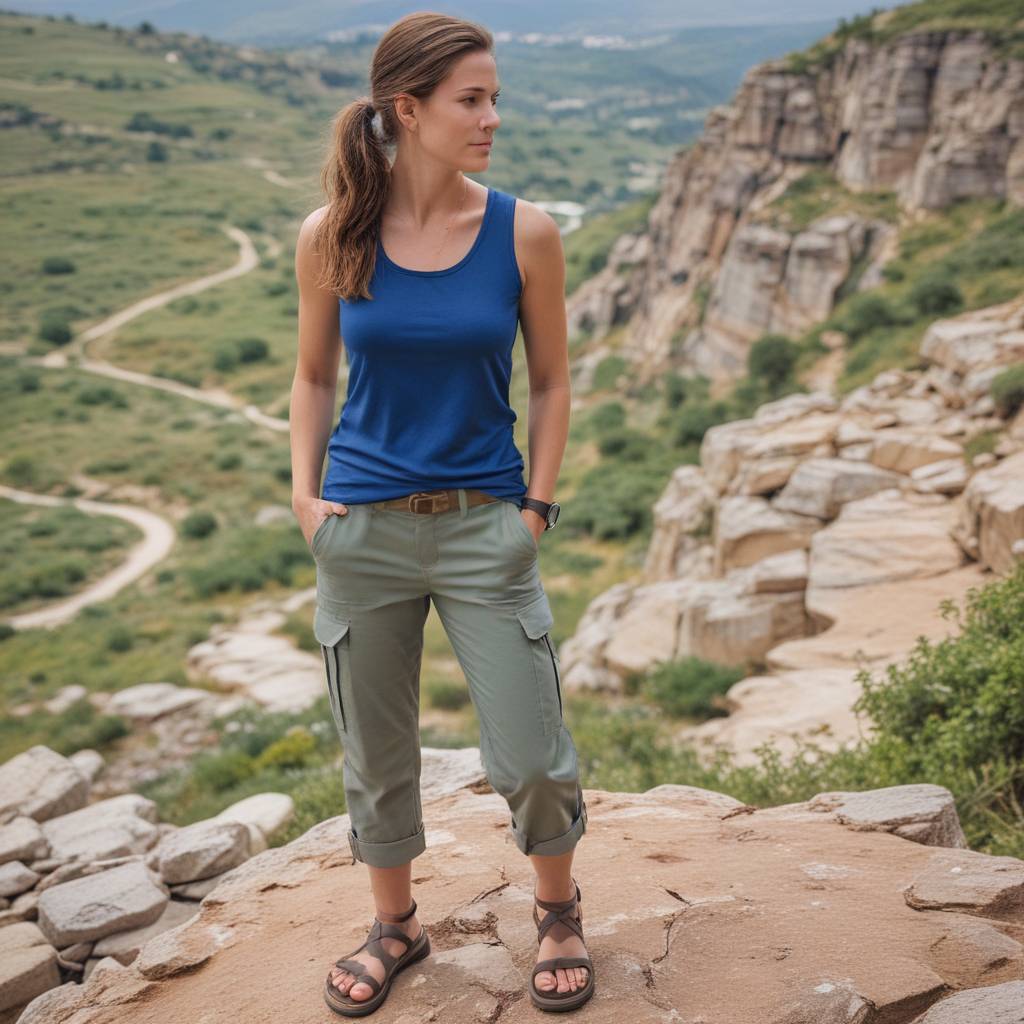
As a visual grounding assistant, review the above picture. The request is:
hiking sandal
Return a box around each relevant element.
[324,897,431,1017]
[529,878,596,1012]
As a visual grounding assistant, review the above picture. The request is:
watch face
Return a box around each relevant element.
[546,502,560,529]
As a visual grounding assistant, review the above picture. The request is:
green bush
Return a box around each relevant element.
[254,728,317,770]
[748,333,799,393]
[181,511,218,539]
[587,401,626,435]
[592,355,627,391]
[991,363,1024,418]
[640,656,748,720]
[851,560,1024,850]
[835,292,909,342]
[425,680,472,711]
[673,399,731,446]
[237,337,269,363]
[596,428,649,460]
[42,256,75,275]
[39,316,72,346]
[908,272,963,316]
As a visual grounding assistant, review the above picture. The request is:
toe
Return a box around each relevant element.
[349,982,373,1001]
[535,970,556,991]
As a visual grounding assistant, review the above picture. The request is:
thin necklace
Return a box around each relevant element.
[432,177,467,270]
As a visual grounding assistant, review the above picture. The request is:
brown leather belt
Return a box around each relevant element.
[367,488,501,514]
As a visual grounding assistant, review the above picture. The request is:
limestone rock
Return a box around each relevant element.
[0,817,49,868]
[0,944,60,1014]
[868,428,964,474]
[904,847,1024,918]
[0,859,39,898]
[642,464,718,582]
[105,682,210,722]
[0,746,89,824]
[953,450,1024,574]
[804,490,966,622]
[909,979,1024,1023]
[149,819,252,885]
[40,794,161,863]
[91,898,200,964]
[212,793,294,843]
[772,456,905,519]
[714,494,821,574]
[35,860,169,947]
[805,784,968,848]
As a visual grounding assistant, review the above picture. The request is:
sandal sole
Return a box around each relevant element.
[324,929,431,1017]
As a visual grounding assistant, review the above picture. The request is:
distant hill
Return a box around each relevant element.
[10,0,903,46]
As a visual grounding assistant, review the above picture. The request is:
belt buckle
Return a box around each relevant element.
[408,491,449,514]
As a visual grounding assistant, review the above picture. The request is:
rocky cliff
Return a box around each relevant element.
[560,293,1024,768]
[567,22,1024,387]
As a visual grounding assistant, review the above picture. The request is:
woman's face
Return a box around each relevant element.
[400,49,501,168]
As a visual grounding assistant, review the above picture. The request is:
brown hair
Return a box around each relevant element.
[311,11,493,302]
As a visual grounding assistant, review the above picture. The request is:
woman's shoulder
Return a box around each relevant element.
[299,204,330,237]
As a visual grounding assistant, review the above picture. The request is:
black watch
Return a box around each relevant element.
[519,497,560,530]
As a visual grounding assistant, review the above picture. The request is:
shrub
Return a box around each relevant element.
[748,333,798,393]
[991,363,1024,418]
[592,354,627,390]
[39,316,71,346]
[237,337,269,363]
[673,399,731,446]
[425,680,472,711]
[835,292,905,341]
[42,256,75,275]
[181,511,218,539]
[254,728,317,770]
[908,272,963,316]
[851,560,1024,848]
[640,656,748,719]
[588,401,626,435]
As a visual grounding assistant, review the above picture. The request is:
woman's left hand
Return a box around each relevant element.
[521,509,545,547]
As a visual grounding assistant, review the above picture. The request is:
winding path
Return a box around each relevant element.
[0,485,177,631]
[6,223,292,629]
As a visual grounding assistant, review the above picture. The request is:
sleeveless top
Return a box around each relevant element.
[320,185,528,505]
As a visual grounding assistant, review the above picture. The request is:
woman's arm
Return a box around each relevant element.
[515,201,571,540]
[290,208,349,545]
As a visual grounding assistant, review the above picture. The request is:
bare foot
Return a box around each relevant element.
[534,889,590,996]
[328,911,424,1002]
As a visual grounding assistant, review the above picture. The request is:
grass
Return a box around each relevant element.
[783,0,1024,72]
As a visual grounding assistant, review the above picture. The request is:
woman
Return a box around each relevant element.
[290,11,593,1017]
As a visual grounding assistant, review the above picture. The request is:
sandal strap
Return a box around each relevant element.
[332,918,423,986]
[374,897,417,923]
[533,955,593,978]
[333,959,383,995]
[533,881,584,945]
[369,918,420,950]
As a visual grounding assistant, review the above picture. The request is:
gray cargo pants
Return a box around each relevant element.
[310,487,588,868]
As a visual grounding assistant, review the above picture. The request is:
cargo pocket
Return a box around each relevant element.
[314,605,350,737]
[515,590,563,737]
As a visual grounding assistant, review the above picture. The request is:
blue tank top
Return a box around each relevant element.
[321,184,528,505]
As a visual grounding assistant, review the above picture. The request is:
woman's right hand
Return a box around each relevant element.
[295,496,349,549]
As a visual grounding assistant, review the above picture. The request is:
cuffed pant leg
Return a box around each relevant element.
[510,778,588,856]
[348,822,427,868]
[431,590,587,860]
[314,594,431,869]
